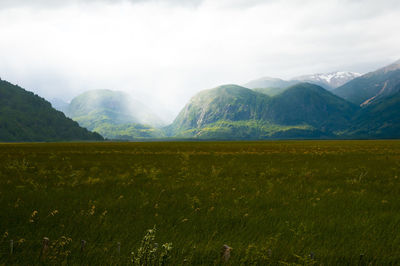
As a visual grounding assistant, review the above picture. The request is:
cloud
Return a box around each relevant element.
[0,0,399,122]
[0,0,204,9]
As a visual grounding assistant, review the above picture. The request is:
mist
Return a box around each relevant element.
[0,0,399,122]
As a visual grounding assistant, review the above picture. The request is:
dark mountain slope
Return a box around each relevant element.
[0,79,103,142]
[347,88,400,138]
[265,83,359,131]
[333,59,400,106]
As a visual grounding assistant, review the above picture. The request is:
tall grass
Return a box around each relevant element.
[0,140,399,264]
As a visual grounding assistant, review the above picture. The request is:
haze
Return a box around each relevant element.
[0,0,399,122]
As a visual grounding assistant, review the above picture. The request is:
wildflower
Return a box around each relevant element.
[29,210,38,223]
[49,210,59,216]
[89,205,96,215]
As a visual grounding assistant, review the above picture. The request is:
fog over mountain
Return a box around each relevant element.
[0,0,399,122]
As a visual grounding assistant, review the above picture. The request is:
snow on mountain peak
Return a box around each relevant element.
[291,71,362,90]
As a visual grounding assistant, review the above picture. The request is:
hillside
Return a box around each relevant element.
[67,89,165,140]
[169,85,262,132]
[67,89,163,126]
[0,79,103,142]
[264,83,358,131]
[333,59,400,105]
[167,83,357,139]
[346,89,400,138]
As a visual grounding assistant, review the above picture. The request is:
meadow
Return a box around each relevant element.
[0,140,400,265]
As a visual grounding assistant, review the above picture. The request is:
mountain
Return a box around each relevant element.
[67,89,163,126]
[168,85,261,133]
[243,77,298,90]
[346,88,400,138]
[291,72,361,90]
[0,79,103,142]
[244,72,360,95]
[167,83,358,139]
[262,83,358,131]
[333,59,400,106]
[66,89,165,140]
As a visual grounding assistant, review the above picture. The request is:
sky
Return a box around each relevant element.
[0,0,400,122]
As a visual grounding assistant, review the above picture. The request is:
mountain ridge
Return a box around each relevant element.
[168,83,358,139]
[2,59,399,141]
[333,59,400,106]
[291,71,361,90]
[0,79,103,142]
[244,71,361,92]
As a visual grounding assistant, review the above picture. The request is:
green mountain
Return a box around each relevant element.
[67,89,165,140]
[263,83,358,131]
[167,83,357,139]
[0,79,103,142]
[169,85,261,132]
[333,59,400,106]
[346,88,400,138]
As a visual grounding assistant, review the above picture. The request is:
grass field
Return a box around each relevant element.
[1,141,400,265]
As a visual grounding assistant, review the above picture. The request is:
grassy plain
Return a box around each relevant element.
[0,141,400,265]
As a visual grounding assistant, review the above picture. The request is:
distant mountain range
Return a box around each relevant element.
[244,71,361,92]
[332,59,400,106]
[167,60,399,139]
[292,72,362,90]
[166,83,358,139]
[0,79,103,142]
[0,59,399,141]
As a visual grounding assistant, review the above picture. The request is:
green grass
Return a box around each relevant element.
[1,141,400,265]
[175,120,313,139]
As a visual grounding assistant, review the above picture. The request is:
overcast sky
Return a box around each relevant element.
[0,0,399,121]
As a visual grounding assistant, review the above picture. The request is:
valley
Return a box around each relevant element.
[1,59,400,142]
